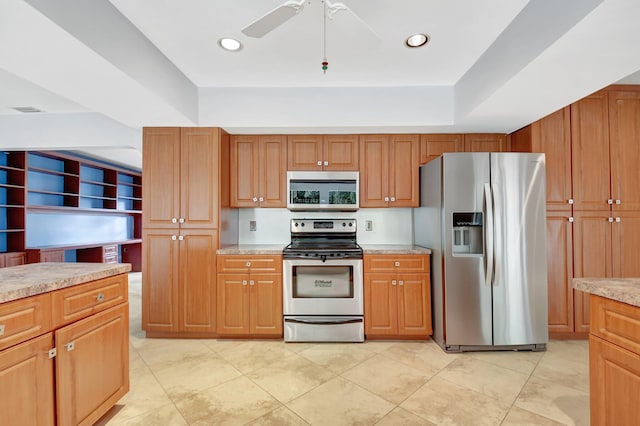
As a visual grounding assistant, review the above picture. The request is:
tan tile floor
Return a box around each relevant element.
[97,273,589,425]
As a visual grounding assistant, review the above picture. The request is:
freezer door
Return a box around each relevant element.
[442,153,493,346]
[491,153,548,346]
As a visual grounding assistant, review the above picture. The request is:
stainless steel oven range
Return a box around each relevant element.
[282,218,364,342]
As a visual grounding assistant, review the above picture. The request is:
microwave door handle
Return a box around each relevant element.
[284,318,363,325]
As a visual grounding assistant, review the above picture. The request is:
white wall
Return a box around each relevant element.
[238,208,413,245]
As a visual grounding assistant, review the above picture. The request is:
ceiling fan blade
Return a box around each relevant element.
[242,0,307,38]
[326,1,380,40]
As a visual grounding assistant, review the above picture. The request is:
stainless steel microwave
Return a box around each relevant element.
[287,171,359,211]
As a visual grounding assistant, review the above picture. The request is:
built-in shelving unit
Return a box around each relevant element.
[1,150,142,270]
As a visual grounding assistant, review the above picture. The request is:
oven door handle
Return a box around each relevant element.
[284,318,363,325]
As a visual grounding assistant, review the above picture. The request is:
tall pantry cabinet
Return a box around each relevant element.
[510,85,640,336]
[142,127,229,336]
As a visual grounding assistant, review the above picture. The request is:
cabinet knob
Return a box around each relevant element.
[390,197,396,202]
[178,235,184,241]
[246,261,251,267]
[0,324,4,336]
[608,217,614,222]
[568,199,574,205]
[608,199,613,205]
[64,342,75,352]
[171,218,178,223]
[250,280,255,286]
[323,161,329,166]
[616,217,621,223]
[395,261,400,267]
[616,199,621,205]
[384,197,390,202]
[392,280,397,286]
[96,293,105,302]
[568,217,574,222]
[399,280,404,286]
[179,218,185,223]
[317,161,322,166]
[259,197,264,202]
[242,280,248,286]
[171,235,177,241]
[252,197,258,202]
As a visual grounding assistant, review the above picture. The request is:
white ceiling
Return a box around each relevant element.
[1,0,640,170]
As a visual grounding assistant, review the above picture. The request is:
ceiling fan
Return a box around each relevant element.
[241,0,377,39]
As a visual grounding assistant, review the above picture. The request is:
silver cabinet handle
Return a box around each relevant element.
[395,261,400,267]
[0,324,4,336]
[323,161,329,166]
[171,218,178,223]
[250,280,255,286]
[616,217,621,222]
[608,199,613,205]
[178,235,184,241]
[179,218,185,223]
[568,199,574,204]
[242,280,248,286]
[246,261,251,267]
[252,197,258,202]
[398,280,404,286]
[608,217,614,222]
[65,342,75,351]
[171,235,177,241]
[259,197,264,202]
[96,293,104,302]
[391,280,397,286]
[569,217,574,222]
[384,197,389,202]
[616,199,621,205]
[390,197,396,202]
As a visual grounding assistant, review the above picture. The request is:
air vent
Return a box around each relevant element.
[12,106,44,113]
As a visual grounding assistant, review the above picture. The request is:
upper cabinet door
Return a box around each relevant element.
[180,128,219,229]
[230,135,259,207]
[259,135,287,208]
[532,107,573,211]
[323,135,359,170]
[571,92,611,211]
[287,135,323,170]
[389,134,419,207]
[143,127,180,229]
[420,134,463,164]
[359,135,390,208]
[464,134,506,152]
[609,89,640,212]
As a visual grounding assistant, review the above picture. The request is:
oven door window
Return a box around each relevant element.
[292,265,354,298]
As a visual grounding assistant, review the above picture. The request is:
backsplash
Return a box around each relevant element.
[237,208,413,245]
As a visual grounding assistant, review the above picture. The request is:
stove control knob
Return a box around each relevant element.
[301,222,305,227]
[342,222,346,227]
[294,222,299,227]
[348,222,353,227]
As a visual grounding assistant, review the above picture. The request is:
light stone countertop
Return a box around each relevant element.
[361,244,432,255]
[0,262,132,304]
[217,245,285,255]
[573,277,640,308]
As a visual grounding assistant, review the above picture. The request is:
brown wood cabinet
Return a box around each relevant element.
[464,134,506,152]
[589,295,640,426]
[363,254,431,338]
[287,135,359,171]
[230,135,287,207]
[419,134,464,164]
[546,211,574,334]
[0,251,26,268]
[216,255,283,336]
[0,273,129,426]
[359,135,419,208]
[142,127,228,337]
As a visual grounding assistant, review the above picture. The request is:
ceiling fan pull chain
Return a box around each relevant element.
[322,0,328,74]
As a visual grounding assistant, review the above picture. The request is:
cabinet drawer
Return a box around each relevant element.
[0,293,52,351]
[103,245,118,255]
[103,254,118,264]
[364,255,430,273]
[590,294,640,354]
[52,274,128,328]
[218,255,283,273]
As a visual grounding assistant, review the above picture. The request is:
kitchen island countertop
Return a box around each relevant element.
[0,262,131,303]
[361,244,431,254]
[573,277,640,308]
[217,245,285,255]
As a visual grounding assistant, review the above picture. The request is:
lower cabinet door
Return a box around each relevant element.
[590,335,640,426]
[217,274,250,335]
[0,333,55,426]
[364,273,398,336]
[397,273,431,336]
[55,304,129,426]
[250,273,283,335]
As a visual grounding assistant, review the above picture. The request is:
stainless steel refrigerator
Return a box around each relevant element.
[414,152,548,352]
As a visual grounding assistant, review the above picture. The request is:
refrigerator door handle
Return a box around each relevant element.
[484,183,495,287]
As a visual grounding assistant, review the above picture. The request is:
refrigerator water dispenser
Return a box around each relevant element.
[452,212,483,254]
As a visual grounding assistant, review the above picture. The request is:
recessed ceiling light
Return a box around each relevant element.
[218,37,242,52]
[405,33,429,48]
